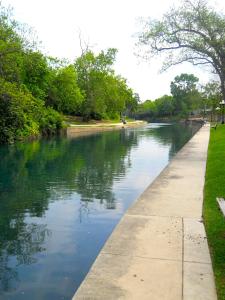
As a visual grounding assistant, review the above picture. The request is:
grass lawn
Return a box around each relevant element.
[203,124,225,300]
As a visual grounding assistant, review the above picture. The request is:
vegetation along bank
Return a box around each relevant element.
[204,125,225,300]
[0,4,138,144]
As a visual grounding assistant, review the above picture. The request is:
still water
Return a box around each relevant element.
[0,122,201,300]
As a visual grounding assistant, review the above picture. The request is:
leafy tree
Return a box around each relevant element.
[201,81,221,120]
[0,78,62,143]
[75,49,117,119]
[170,73,200,115]
[47,65,84,114]
[102,75,125,118]
[137,0,225,99]
[38,107,63,135]
[0,4,24,83]
[0,78,39,143]
[136,100,157,119]
[75,49,137,120]
[124,85,138,115]
[0,2,139,144]
[137,95,174,119]
[22,51,52,99]
[104,75,137,118]
[202,81,221,106]
[0,4,63,143]
[155,95,174,117]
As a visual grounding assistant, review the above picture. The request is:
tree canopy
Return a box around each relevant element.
[136,73,207,120]
[75,49,137,120]
[170,73,200,115]
[137,0,225,99]
[0,3,138,143]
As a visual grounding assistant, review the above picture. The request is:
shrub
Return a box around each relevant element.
[39,107,63,135]
[0,79,63,143]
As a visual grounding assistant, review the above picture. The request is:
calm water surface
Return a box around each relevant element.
[0,123,201,300]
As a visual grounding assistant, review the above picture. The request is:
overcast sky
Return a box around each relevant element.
[2,0,225,101]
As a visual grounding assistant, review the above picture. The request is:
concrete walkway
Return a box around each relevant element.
[73,124,217,300]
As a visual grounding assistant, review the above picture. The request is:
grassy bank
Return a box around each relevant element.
[203,125,225,300]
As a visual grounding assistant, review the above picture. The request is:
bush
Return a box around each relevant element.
[0,79,63,143]
[0,79,37,143]
[39,107,63,135]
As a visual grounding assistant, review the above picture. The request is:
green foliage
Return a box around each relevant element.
[48,65,84,114]
[204,125,225,300]
[137,0,225,99]
[0,78,63,143]
[0,3,138,143]
[22,51,52,99]
[75,49,114,119]
[170,73,201,116]
[0,5,24,83]
[201,81,221,120]
[0,79,39,143]
[137,73,202,120]
[137,96,174,119]
[137,100,157,118]
[0,4,66,143]
[39,107,63,135]
[75,49,137,120]
[155,95,174,117]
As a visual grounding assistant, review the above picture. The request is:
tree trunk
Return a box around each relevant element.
[219,74,225,100]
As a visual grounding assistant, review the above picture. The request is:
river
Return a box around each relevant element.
[0,122,201,300]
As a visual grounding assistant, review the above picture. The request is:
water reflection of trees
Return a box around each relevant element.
[0,123,201,293]
[0,130,137,292]
[0,222,50,292]
[145,122,201,159]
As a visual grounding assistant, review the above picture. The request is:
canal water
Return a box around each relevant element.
[0,122,201,300]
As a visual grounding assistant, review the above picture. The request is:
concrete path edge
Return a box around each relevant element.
[72,124,217,300]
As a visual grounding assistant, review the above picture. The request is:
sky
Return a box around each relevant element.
[2,0,225,101]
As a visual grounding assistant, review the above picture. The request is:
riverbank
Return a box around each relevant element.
[67,120,147,137]
[204,125,225,300]
[73,124,217,300]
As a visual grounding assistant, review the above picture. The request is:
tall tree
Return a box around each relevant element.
[75,49,115,119]
[0,4,24,83]
[155,95,174,117]
[170,73,200,115]
[137,0,225,99]
[201,81,221,120]
[22,51,51,99]
[75,49,137,120]
[47,65,84,114]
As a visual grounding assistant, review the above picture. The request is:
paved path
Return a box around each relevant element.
[73,124,217,300]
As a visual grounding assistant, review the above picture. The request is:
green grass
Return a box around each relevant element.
[203,124,225,300]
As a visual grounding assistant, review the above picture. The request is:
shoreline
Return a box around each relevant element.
[66,120,147,138]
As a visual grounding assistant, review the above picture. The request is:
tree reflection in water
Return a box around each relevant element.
[0,122,201,297]
[0,130,137,292]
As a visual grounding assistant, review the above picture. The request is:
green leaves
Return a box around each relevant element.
[22,51,51,99]
[75,49,137,120]
[138,0,225,98]
[0,3,137,143]
[0,79,38,143]
[170,73,200,115]
[137,72,203,119]
[47,65,84,114]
